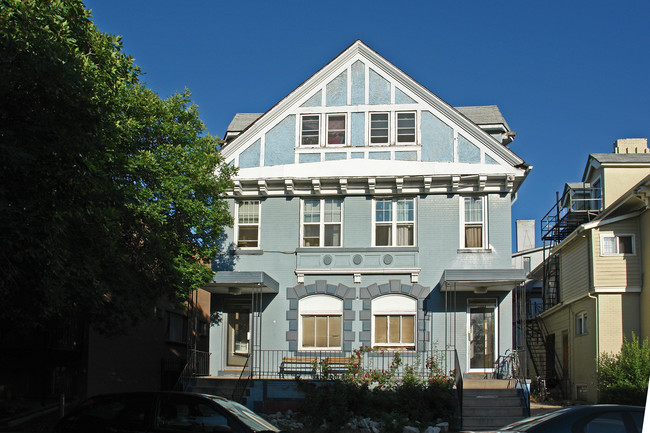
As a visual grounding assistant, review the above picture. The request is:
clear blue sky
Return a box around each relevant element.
[85,0,650,249]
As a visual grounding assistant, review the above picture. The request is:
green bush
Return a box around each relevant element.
[597,333,650,405]
[297,349,457,432]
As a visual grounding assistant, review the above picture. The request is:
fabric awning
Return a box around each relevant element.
[204,271,279,295]
[439,269,525,292]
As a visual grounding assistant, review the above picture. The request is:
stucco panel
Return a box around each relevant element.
[264,115,296,166]
[421,111,453,162]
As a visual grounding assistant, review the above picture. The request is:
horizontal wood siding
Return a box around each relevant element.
[560,236,590,301]
[592,220,642,288]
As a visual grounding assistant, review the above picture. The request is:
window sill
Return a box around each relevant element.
[457,248,492,254]
[232,248,264,256]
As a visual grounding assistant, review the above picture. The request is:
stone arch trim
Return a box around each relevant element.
[358,280,430,347]
[285,281,356,351]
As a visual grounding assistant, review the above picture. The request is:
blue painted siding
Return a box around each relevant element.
[458,134,480,163]
[421,111,453,162]
[264,115,296,166]
[395,151,417,161]
[238,139,260,168]
[301,90,322,107]
[324,152,346,161]
[369,69,390,105]
[299,153,321,163]
[486,154,499,165]
[351,112,365,147]
[326,70,347,106]
[351,152,365,159]
[369,151,390,160]
[351,60,365,105]
[395,87,416,104]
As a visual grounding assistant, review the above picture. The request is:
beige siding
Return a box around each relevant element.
[602,167,650,208]
[641,211,650,341]
[559,236,590,301]
[592,220,642,288]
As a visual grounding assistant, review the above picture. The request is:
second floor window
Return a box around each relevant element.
[375,198,415,246]
[601,234,634,255]
[576,312,587,335]
[236,200,260,248]
[462,196,486,249]
[302,199,342,247]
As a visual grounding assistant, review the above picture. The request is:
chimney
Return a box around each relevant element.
[516,220,536,252]
[613,138,648,154]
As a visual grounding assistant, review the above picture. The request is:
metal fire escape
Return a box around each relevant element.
[526,183,601,398]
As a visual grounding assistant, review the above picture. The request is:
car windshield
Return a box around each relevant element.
[209,397,280,432]
[500,408,573,431]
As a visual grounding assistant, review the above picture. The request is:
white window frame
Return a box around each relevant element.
[235,200,260,249]
[460,196,488,250]
[591,177,602,211]
[600,233,635,256]
[300,198,343,248]
[326,113,347,147]
[369,112,390,146]
[371,295,417,350]
[576,311,588,335]
[298,295,343,351]
[372,197,416,247]
[395,111,417,145]
[300,114,321,147]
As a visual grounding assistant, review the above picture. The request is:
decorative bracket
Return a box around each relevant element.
[339,178,348,194]
[312,179,321,193]
[478,175,487,191]
[396,177,403,193]
[233,180,242,196]
[285,179,294,194]
[368,178,376,193]
[258,180,268,195]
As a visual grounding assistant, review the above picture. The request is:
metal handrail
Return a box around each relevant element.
[231,355,252,403]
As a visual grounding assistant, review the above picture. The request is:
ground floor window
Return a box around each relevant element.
[372,295,416,349]
[299,295,342,350]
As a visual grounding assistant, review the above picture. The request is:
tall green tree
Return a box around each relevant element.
[0,0,234,334]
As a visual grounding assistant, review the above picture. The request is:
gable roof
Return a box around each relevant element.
[221,40,527,170]
[583,152,650,181]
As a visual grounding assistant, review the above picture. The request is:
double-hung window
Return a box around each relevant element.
[327,114,346,146]
[299,295,342,350]
[375,198,415,246]
[576,312,587,335]
[372,295,416,350]
[302,199,342,247]
[600,234,634,255]
[396,112,416,144]
[370,112,389,145]
[462,196,486,249]
[236,200,260,248]
[300,114,320,146]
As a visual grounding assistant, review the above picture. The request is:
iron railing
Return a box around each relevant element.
[249,349,460,380]
[174,349,211,391]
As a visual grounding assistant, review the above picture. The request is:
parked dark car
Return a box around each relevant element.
[477,405,644,433]
[53,392,282,433]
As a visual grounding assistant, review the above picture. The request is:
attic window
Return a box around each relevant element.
[301,115,320,146]
[396,112,416,144]
[327,114,346,146]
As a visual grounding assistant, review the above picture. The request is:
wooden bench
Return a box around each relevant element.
[322,356,357,376]
[279,357,317,378]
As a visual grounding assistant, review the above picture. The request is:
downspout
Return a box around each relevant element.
[586,231,599,402]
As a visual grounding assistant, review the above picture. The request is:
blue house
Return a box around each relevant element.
[205,41,530,389]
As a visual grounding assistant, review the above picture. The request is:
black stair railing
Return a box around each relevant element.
[525,310,568,399]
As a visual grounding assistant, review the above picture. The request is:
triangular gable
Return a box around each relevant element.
[221,40,526,175]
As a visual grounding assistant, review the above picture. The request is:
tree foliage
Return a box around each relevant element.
[0,0,234,334]
[597,333,650,405]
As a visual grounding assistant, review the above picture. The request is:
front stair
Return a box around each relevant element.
[462,379,527,431]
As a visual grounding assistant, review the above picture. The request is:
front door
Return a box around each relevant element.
[468,301,497,372]
[226,307,250,367]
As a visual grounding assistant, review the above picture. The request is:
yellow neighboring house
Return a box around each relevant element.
[531,138,650,403]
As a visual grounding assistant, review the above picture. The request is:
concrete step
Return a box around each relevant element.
[463,406,525,417]
[463,379,515,389]
[464,388,519,397]
[462,396,522,407]
[462,415,523,430]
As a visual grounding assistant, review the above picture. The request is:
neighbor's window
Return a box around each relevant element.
[576,312,587,335]
[236,200,260,248]
[327,114,346,145]
[601,234,634,255]
[302,199,342,247]
[301,115,320,146]
[462,196,486,249]
[299,295,342,350]
[374,198,415,246]
[396,112,416,144]
[166,312,187,343]
[372,295,416,349]
[370,112,389,145]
